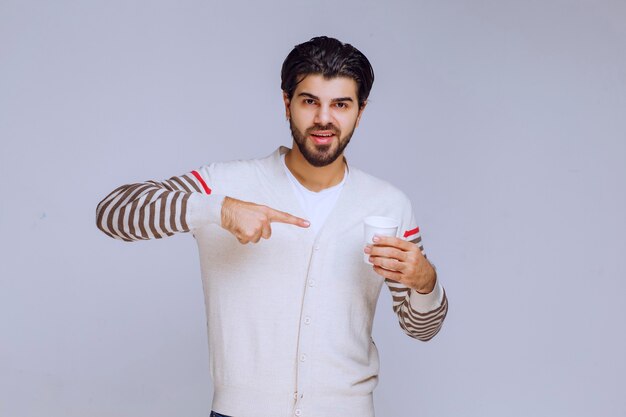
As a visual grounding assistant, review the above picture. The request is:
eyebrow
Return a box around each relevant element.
[297,92,354,103]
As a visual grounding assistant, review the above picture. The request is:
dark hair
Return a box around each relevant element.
[281,36,374,109]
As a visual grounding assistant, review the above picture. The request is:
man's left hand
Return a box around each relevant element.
[365,235,436,294]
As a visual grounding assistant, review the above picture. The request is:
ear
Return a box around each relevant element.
[355,100,367,128]
[282,91,291,120]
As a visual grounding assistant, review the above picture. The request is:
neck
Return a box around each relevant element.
[284,143,346,192]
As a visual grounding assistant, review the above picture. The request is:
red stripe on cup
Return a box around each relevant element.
[191,170,212,194]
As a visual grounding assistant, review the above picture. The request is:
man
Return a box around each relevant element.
[96,36,448,417]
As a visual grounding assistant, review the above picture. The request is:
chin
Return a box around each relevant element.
[305,150,341,167]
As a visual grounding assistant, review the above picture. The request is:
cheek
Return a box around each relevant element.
[293,110,315,128]
[338,114,359,130]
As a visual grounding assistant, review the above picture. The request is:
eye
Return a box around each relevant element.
[335,102,348,109]
[304,98,316,105]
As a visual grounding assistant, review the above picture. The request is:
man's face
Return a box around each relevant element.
[283,74,365,167]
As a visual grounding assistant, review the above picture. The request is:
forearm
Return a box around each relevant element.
[381,231,448,341]
[386,276,448,341]
[95,172,222,241]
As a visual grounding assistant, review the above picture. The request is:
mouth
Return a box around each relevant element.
[309,131,336,145]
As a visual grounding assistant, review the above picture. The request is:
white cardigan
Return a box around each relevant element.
[96,146,448,417]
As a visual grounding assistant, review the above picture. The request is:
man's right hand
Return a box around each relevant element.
[220,196,310,244]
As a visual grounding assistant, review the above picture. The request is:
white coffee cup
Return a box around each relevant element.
[363,216,399,264]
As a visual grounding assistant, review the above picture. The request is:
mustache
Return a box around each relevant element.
[306,124,340,135]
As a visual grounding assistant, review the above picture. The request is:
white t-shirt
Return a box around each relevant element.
[281,153,348,236]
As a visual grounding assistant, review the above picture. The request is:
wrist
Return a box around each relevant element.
[187,193,225,229]
[413,264,437,294]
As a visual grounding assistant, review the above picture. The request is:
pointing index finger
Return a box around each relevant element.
[267,207,310,228]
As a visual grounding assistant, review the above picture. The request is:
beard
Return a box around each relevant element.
[289,120,356,167]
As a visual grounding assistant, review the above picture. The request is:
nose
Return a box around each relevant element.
[314,104,332,126]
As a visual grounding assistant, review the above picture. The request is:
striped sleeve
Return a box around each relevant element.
[384,208,449,341]
[95,169,223,242]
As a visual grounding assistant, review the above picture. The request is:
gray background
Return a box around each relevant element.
[1,0,625,416]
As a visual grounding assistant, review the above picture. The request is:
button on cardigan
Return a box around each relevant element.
[96,146,448,417]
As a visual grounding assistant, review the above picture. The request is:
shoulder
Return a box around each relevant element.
[349,165,412,207]
[198,149,277,179]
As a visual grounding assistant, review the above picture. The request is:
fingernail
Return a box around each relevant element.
[372,236,380,243]
[364,246,371,253]
[303,220,310,226]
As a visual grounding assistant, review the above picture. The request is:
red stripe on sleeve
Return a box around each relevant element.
[403,226,419,238]
[191,170,212,194]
